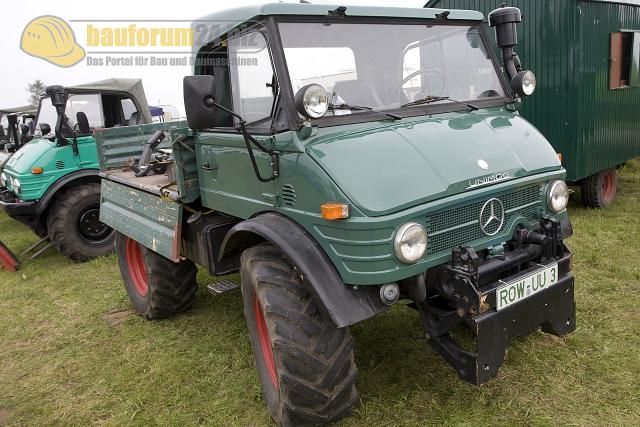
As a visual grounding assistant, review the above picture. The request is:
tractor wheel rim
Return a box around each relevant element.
[78,206,112,244]
[253,293,279,390]
[125,238,148,296]
[602,171,615,202]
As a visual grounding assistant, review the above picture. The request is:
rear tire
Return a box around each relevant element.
[46,183,115,261]
[581,168,618,208]
[115,232,197,319]
[240,244,358,426]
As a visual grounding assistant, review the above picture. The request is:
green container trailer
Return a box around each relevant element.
[426,0,640,207]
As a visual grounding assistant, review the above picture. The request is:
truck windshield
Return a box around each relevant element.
[36,94,104,136]
[278,22,504,115]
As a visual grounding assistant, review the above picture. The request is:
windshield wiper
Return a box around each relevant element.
[329,103,402,121]
[401,96,479,111]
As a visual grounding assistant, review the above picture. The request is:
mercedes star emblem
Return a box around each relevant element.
[479,198,505,236]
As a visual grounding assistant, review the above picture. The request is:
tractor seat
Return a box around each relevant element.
[76,112,91,135]
[128,111,143,126]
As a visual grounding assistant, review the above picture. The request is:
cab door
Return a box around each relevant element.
[195,29,279,217]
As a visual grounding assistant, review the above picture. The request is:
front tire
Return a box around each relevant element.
[46,183,115,261]
[115,232,197,319]
[240,244,358,426]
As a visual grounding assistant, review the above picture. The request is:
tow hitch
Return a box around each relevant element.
[0,240,20,272]
[417,217,576,385]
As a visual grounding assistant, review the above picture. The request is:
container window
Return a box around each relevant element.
[610,32,640,89]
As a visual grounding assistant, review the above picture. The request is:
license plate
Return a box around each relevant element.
[495,263,558,311]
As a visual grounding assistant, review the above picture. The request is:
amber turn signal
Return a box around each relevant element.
[31,167,43,174]
[320,203,350,220]
[557,153,563,163]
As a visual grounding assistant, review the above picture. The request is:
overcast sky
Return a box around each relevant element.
[1,0,426,116]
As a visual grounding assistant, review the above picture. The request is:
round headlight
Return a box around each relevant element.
[12,177,21,193]
[394,222,427,264]
[547,180,569,213]
[511,70,536,97]
[0,172,6,187]
[294,84,329,119]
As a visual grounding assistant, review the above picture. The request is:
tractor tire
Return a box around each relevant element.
[115,232,197,320]
[46,183,115,261]
[581,168,618,208]
[240,244,358,426]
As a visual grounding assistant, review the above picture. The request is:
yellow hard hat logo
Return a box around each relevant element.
[20,15,85,67]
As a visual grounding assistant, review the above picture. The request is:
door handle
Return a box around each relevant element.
[201,161,217,171]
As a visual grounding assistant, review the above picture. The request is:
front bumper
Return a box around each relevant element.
[0,189,38,216]
[0,189,42,234]
[417,217,576,385]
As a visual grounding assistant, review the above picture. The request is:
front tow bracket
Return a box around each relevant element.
[425,275,575,385]
[418,218,576,385]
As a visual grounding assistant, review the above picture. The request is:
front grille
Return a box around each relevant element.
[426,184,542,256]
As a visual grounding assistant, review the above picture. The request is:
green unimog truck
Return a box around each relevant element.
[0,78,152,261]
[96,4,576,425]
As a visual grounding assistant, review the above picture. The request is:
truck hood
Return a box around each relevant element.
[307,108,561,217]
[2,138,54,175]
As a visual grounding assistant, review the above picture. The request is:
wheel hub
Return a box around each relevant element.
[601,170,616,203]
[78,207,111,243]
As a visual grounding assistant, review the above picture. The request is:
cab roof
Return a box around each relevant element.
[0,105,38,115]
[193,3,484,52]
[63,78,152,123]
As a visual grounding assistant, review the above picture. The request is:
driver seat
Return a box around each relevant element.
[332,80,383,108]
[128,111,143,126]
[76,112,91,135]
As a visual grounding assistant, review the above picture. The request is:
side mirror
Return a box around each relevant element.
[40,123,51,136]
[183,75,218,130]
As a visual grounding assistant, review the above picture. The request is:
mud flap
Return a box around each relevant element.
[0,240,20,272]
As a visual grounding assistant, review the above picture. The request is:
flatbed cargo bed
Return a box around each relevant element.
[99,169,179,201]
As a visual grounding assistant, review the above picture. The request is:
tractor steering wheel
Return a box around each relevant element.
[393,68,446,103]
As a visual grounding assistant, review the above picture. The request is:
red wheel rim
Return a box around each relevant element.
[253,293,279,390]
[602,170,615,203]
[125,238,148,296]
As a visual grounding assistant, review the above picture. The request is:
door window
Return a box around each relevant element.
[228,31,276,126]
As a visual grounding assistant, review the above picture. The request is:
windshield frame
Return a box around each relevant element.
[272,15,511,127]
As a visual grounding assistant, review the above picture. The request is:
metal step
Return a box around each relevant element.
[207,279,240,294]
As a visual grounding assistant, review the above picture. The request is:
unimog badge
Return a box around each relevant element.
[468,171,511,189]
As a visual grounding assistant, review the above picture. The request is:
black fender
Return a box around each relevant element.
[219,212,389,328]
[36,169,100,214]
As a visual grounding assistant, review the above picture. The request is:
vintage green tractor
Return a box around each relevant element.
[96,4,575,426]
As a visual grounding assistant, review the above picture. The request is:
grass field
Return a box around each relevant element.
[1,163,640,426]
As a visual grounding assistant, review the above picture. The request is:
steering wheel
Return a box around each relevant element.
[392,68,446,102]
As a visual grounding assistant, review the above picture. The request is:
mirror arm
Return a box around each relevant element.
[238,120,279,183]
[206,98,279,183]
